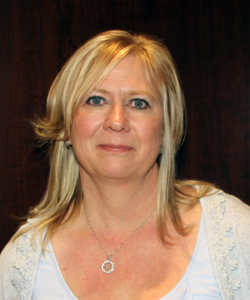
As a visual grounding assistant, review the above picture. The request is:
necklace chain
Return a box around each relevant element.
[83,200,156,273]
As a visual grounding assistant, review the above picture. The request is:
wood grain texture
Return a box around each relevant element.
[0,0,249,250]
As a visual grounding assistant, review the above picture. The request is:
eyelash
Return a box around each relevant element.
[86,96,106,106]
[130,98,149,110]
[86,96,150,110]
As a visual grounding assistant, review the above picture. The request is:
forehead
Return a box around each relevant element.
[96,55,156,96]
[104,55,145,79]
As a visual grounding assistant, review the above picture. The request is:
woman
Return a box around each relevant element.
[0,30,250,300]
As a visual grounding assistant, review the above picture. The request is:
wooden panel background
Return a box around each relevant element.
[0,0,249,250]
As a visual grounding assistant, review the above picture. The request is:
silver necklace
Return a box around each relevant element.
[83,201,156,274]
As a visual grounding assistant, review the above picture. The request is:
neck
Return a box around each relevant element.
[79,164,159,231]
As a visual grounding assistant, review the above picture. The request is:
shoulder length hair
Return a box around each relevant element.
[12,30,212,246]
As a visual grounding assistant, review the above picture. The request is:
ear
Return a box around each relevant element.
[68,127,72,144]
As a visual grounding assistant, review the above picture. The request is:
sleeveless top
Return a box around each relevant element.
[32,214,222,299]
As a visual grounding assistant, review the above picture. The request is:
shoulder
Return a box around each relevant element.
[199,187,250,237]
[0,222,34,268]
[0,221,42,299]
[199,187,250,224]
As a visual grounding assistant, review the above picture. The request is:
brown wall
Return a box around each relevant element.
[1,0,250,251]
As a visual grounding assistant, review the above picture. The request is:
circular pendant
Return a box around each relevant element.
[102,260,114,273]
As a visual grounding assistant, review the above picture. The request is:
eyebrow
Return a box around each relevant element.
[93,88,154,99]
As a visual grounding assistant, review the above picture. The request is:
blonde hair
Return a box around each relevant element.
[12,30,213,245]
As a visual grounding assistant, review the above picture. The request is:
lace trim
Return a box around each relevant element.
[11,230,39,300]
[206,191,240,300]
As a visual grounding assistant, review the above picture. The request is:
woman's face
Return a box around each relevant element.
[69,55,163,181]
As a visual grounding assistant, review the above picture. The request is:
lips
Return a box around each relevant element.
[98,144,134,152]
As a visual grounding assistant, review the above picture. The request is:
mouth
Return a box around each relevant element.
[98,144,134,153]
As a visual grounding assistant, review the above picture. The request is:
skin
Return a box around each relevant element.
[52,55,201,300]
[69,55,163,184]
[68,54,163,223]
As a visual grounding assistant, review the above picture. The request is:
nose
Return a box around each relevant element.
[103,103,130,132]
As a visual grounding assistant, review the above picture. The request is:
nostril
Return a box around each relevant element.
[103,107,130,132]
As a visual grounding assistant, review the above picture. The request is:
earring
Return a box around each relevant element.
[65,141,71,149]
[159,146,163,154]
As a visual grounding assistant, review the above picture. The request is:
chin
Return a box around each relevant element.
[97,167,136,180]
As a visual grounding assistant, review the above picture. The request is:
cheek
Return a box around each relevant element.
[71,112,101,141]
[137,119,163,148]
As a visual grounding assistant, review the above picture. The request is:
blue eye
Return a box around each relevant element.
[87,96,104,106]
[131,98,149,109]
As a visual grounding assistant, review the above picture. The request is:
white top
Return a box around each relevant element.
[32,214,221,300]
[159,215,221,299]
